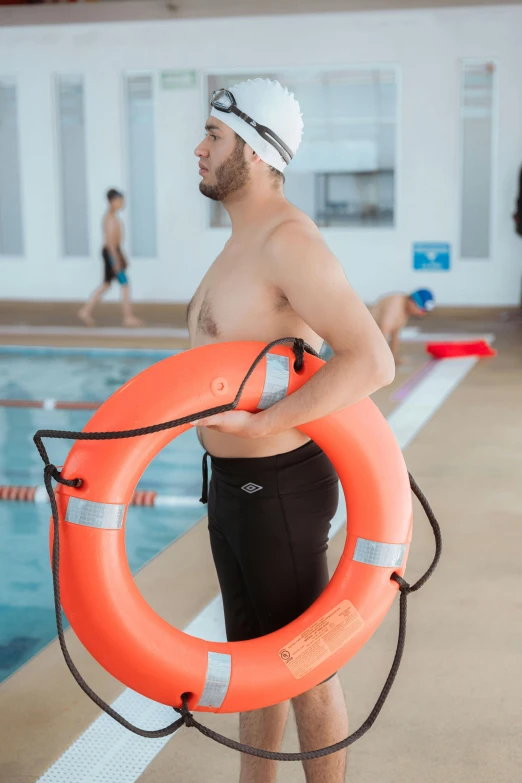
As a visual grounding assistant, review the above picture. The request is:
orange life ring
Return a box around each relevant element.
[52,342,412,714]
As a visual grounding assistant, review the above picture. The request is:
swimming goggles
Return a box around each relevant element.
[210,88,294,166]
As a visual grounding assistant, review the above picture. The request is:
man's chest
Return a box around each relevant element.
[187,252,288,343]
[103,217,122,243]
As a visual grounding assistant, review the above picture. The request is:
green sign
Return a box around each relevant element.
[161,70,197,90]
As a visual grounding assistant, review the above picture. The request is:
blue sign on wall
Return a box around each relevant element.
[413,242,451,271]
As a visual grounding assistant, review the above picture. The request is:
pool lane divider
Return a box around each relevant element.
[0,398,101,410]
[0,486,200,507]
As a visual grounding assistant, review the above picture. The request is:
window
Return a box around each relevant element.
[459,61,496,259]
[56,75,90,256]
[207,68,398,229]
[125,74,157,257]
[0,78,24,255]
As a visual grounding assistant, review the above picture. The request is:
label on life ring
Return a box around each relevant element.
[278,600,365,680]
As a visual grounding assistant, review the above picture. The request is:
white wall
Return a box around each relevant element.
[1,5,521,305]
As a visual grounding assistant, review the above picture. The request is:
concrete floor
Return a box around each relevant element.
[0,310,520,783]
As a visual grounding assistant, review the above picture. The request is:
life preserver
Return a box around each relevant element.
[52,342,412,714]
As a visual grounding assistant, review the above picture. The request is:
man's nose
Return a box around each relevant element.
[194,141,209,158]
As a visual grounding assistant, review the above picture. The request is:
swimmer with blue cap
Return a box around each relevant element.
[371,288,435,364]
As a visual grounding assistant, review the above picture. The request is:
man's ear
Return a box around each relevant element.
[245,143,262,165]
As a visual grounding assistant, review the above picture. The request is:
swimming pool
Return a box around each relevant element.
[0,348,205,683]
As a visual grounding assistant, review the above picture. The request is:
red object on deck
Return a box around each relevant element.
[426,340,496,359]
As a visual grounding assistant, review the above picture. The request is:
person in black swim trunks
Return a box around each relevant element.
[188,79,395,783]
[78,189,142,328]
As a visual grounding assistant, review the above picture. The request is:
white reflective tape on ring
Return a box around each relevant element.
[353,538,406,568]
[198,651,231,709]
[258,354,290,410]
[65,496,125,529]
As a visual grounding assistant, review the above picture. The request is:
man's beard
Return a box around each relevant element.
[199,140,249,201]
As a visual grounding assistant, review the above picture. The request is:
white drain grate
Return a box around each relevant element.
[37,597,227,783]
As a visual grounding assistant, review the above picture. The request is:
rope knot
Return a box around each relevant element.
[293,338,305,372]
[391,573,412,594]
[180,694,195,728]
[44,464,82,488]
[44,464,60,482]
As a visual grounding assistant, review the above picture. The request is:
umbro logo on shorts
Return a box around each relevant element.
[241,483,263,494]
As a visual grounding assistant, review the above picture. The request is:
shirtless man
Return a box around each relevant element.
[188,79,394,783]
[78,189,142,328]
[371,289,435,364]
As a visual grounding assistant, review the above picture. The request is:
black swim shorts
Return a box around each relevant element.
[102,246,128,285]
[206,440,339,643]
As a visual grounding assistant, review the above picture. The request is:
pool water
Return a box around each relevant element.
[0,349,205,682]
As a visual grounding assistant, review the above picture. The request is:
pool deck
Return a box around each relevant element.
[0,301,191,350]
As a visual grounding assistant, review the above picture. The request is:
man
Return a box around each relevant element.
[189,79,394,783]
[371,289,435,364]
[78,189,142,328]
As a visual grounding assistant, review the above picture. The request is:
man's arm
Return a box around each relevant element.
[374,297,406,364]
[390,330,401,362]
[249,223,394,437]
[194,222,394,439]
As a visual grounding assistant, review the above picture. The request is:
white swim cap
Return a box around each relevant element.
[210,78,303,173]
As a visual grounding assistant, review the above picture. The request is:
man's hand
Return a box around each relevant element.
[191,411,267,439]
